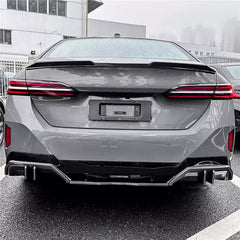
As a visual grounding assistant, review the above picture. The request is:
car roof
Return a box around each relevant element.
[62,36,176,44]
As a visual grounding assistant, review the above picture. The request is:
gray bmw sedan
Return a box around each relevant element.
[4,38,235,186]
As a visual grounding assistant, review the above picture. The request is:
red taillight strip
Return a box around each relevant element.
[29,91,75,96]
[177,86,215,90]
[27,82,67,88]
[167,84,233,99]
[5,125,11,147]
[8,79,77,97]
[9,80,26,86]
[228,130,234,152]
[233,90,240,99]
[8,80,28,95]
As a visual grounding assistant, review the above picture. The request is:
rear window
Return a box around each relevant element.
[43,38,194,61]
[225,65,240,80]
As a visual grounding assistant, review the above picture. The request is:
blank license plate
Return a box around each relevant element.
[88,100,151,122]
[103,105,136,117]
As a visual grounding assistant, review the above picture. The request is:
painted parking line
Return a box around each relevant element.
[0,164,5,182]
[0,165,239,239]
[232,175,240,189]
[186,210,240,240]
[187,175,240,240]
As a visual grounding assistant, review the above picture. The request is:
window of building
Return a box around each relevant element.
[211,53,214,56]
[39,0,47,13]
[7,0,27,11]
[29,0,37,12]
[29,0,47,13]
[206,52,210,56]
[200,52,203,56]
[7,0,17,9]
[49,0,67,16]
[18,0,27,10]
[58,1,66,16]
[195,51,198,55]
[0,29,12,45]
[63,36,76,39]
[8,0,65,15]
[49,0,57,14]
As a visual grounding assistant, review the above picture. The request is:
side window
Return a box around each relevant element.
[4,30,12,44]
[7,0,27,11]
[7,0,17,9]
[8,0,66,15]
[49,0,57,15]
[58,0,66,16]
[0,30,3,43]
[18,0,27,11]
[63,36,76,39]
[49,0,66,16]
[0,30,12,45]
[39,0,47,13]
[29,0,38,12]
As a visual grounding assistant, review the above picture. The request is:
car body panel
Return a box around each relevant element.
[5,95,234,164]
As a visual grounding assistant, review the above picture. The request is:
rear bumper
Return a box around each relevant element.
[6,160,233,186]
[5,96,235,165]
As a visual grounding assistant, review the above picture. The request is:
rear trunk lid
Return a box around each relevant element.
[26,61,216,130]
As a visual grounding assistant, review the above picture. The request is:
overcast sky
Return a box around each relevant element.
[90,0,240,44]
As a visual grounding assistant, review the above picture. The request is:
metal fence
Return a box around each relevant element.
[0,58,28,97]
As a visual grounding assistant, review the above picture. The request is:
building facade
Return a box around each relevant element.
[221,18,240,53]
[0,0,146,74]
[181,25,215,47]
[0,0,95,58]
[178,42,240,64]
[178,42,218,58]
[88,18,146,38]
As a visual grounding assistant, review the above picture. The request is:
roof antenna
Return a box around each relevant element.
[114,33,121,38]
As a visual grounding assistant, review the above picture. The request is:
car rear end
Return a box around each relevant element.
[5,38,235,186]
[212,64,240,132]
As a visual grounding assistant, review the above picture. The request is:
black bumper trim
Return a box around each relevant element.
[6,160,233,187]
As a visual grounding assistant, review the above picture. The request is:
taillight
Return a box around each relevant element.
[8,80,28,95]
[228,130,234,152]
[233,89,240,99]
[214,85,233,99]
[8,80,77,97]
[5,125,11,147]
[167,84,233,99]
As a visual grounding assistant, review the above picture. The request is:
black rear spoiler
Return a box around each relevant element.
[149,62,216,74]
[26,61,95,69]
[27,60,216,74]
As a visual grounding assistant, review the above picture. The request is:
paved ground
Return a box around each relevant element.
[0,141,240,240]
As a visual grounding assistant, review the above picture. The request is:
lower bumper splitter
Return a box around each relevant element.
[6,160,233,186]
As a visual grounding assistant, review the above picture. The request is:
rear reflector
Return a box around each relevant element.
[5,125,11,147]
[8,80,77,97]
[167,84,233,99]
[228,130,234,152]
